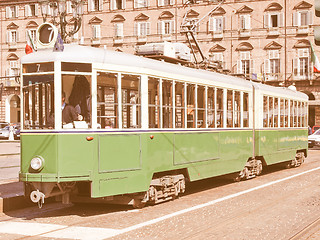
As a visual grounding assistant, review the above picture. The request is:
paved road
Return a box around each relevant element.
[0,149,319,239]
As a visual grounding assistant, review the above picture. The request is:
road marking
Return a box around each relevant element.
[0,166,319,239]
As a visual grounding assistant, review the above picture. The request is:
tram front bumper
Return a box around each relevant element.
[19,172,92,182]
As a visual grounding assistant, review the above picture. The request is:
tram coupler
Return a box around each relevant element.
[30,190,45,208]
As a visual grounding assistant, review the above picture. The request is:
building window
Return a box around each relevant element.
[158,0,174,7]
[25,4,38,17]
[111,0,125,10]
[209,16,224,32]
[293,48,311,80]
[134,22,150,36]
[293,10,312,26]
[89,0,103,11]
[7,30,17,44]
[210,52,225,68]
[158,20,174,35]
[29,29,36,42]
[114,23,123,38]
[264,12,283,28]
[239,15,250,30]
[134,0,147,8]
[264,50,280,80]
[237,51,253,75]
[92,25,101,39]
[6,6,18,18]
[8,60,19,76]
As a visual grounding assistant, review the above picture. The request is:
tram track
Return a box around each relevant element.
[289,216,320,240]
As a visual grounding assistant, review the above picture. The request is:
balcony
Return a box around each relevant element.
[91,37,101,46]
[264,73,281,82]
[267,27,280,37]
[113,36,123,45]
[137,35,147,44]
[8,42,17,50]
[239,29,250,38]
[161,34,172,41]
[296,26,309,35]
[212,31,223,39]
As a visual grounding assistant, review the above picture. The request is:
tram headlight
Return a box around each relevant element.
[30,156,44,171]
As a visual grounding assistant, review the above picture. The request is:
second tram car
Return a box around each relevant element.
[20,43,308,208]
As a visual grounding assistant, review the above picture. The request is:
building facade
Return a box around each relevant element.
[0,0,320,126]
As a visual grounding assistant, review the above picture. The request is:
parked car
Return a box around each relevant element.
[0,124,20,140]
[312,125,320,134]
[308,129,320,148]
[0,122,8,129]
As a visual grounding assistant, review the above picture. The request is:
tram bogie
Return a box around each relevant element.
[19,44,308,208]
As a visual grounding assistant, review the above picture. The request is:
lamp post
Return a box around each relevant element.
[39,0,83,42]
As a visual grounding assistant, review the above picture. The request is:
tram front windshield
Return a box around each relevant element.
[23,74,54,129]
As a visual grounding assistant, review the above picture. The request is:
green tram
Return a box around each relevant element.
[20,44,308,208]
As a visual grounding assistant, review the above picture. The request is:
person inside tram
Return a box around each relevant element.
[105,118,113,129]
[62,92,80,126]
[68,75,91,123]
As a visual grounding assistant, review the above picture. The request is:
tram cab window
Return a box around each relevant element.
[175,82,185,128]
[187,84,195,128]
[298,102,302,127]
[243,92,249,128]
[227,90,233,128]
[23,74,54,129]
[197,86,206,128]
[62,74,92,128]
[216,88,224,128]
[122,74,141,128]
[162,80,173,128]
[207,87,215,128]
[97,72,118,129]
[303,102,308,127]
[234,91,241,128]
[148,77,160,128]
[274,98,279,127]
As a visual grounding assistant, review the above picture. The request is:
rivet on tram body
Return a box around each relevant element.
[150,135,154,140]
[86,136,94,141]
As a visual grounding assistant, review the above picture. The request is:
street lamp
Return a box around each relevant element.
[39,0,83,42]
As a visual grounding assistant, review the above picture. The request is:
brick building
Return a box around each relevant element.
[0,0,320,126]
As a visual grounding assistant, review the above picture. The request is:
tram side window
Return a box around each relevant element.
[162,79,173,128]
[97,72,118,129]
[62,75,92,128]
[234,91,241,128]
[280,99,285,127]
[216,88,224,128]
[227,90,233,128]
[285,100,289,127]
[243,92,249,128]
[304,102,308,127]
[298,102,302,127]
[274,98,279,127]
[207,87,215,128]
[197,86,206,128]
[175,82,185,128]
[263,96,268,128]
[293,101,297,127]
[187,84,196,128]
[23,75,54,129]
[269,97,274,127]
[148,77,160,128]
[122,74,141,128]
[290,100,294,128]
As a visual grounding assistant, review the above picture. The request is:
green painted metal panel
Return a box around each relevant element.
[98,134,141,172]
[173,132,219,165]
[20,134,58,174]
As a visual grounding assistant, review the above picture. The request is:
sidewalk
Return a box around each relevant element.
[0,141,33,212]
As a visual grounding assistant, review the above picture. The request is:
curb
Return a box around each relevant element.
[0,195,34,213]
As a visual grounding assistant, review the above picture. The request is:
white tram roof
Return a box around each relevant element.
[21,44,307,101]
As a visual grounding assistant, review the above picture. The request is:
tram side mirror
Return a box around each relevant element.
[36,23,58,50]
